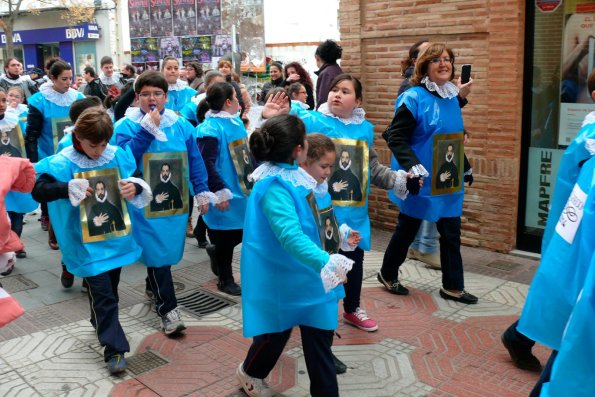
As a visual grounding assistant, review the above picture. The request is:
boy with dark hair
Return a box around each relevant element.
[114,71,216,336]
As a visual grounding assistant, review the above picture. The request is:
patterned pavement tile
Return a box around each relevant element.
[482,281,529,309]
[0,370,41,397]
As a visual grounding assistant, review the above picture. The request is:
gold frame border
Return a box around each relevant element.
[330,137,369,207]
[143,151,189,218]
[431,132,465,196]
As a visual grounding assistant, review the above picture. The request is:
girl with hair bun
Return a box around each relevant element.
[195,81,249,296]
[237,114,354,397]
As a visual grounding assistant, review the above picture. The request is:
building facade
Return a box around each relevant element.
[339,0,595,253]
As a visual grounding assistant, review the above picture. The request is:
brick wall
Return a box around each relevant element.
[339,0,526,251]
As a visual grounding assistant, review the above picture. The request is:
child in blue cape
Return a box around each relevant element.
[32,107,152,375]
[162,56,197,113]
[237,114,354,397]
[1,87,36,262]
[114,70,215,336]
[195,82,248,296]
[284,74,410,332]
[25,59,85,232]
[301,132,364,374]
[502,68,595,374]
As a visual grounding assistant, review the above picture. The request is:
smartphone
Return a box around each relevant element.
[460,64,472,84]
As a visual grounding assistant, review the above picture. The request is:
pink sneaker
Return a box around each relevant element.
[343,307,378,332]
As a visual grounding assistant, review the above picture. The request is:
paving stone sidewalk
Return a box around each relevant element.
[0,212,548,396]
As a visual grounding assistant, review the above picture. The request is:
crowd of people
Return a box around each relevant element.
[0,38,593,397]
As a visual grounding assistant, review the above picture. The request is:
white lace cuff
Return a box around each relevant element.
[392,169,409,200]
[339,224,356,252]
[140,113,168,142]
[194,191,219,207]
[122,177,152,208]
[68,179,89,206]
[464,168,473,176]
[586,139,595,155]
[320,254,354,293]
[408,164,429,178]
[214,188,233,204]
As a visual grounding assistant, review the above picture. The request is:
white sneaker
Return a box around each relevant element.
[161,308,186,336]
[236,362,275,397]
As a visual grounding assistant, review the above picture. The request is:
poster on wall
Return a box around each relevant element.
[557,4,595,145]
[132,62,146,74]
[197,0,221,35]
[536,0,562,13]
[128,0,151,38]
[173,0,197,36]
[130,38,145,62]
[144,38,160,62]
[212,34,231,57]
[77,53,96,74]
[150,0,173,37]
[220,0,266,73]
[160,37,182,58]
[181,36,212,63]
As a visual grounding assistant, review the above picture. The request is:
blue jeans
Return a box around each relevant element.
[410,220,438,254]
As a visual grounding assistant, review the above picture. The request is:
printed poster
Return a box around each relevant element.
[150,0,173,37]
[181,36,211,62]
[159,37,182,58]
[197,0,221,35]
[130,38,145,63]
[128,0,151,38]
[173,0,197,36]
[212,34,231,58]
[144,38,160,62]
[557,7,595,145]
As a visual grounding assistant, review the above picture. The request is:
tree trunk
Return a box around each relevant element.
[0,18,15,59]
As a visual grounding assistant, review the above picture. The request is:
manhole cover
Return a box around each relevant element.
[126,350,169,376]
[177,287,235,318]
[486,260,520,272]
[1,274,38,293]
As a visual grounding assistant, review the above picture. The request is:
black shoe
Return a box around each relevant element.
[217,280,241,296]
[377,272,409,295]
[16,250,27,259]
[332,352,347,374]
[197,240,209,249]
[61,266,74,288]
[106,353,127,375]
[439,288,478,304]
[501,332,542,372]
[206,244,218,276]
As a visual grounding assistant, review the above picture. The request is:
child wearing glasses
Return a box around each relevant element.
[114,71,216,336]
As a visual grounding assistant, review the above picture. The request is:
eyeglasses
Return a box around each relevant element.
[429,57,453,65]
[298,91,307,94]
[138,91,165,99]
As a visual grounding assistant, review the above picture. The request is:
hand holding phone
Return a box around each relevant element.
[460,64,472,85]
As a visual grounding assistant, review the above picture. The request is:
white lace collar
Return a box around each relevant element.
[582,111,595,127]
[0,111,19,131]
[0,74,31,84]
[585,139,595,155]
[251,162,317,190]
[292,100,310,110]
[125,107,179,129]
[205,110,237,119]
[39,81,80,107]
[100,73,121,86]
[61,144,116,169]
[318,103,366,125]
[7,104,28,115]
[168,79,188,91]
[313,180,328,198]
[421,76,459,99]
[191,92,206,105]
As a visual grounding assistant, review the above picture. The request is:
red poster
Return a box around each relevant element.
[536,0,562,13]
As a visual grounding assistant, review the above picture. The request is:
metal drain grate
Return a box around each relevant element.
[126,350,169,376]
[1,274,38,293]
[486,260,520,272]
[177,287,235,318]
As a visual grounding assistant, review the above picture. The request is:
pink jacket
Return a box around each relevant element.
[0,157,36,254]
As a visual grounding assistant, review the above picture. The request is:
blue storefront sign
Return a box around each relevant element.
[0,23,101,46]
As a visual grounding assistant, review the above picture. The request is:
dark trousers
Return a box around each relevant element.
[208,228,243,282]
[193,215,208,242]
[504,320,536,349]
[147,266,177,317]
[85,268,129,361]
[243,326,338,397]
[529,350,558,397]
[381,213,465,290]
[41,202,48,217]
[340,247,364,313]
[8,211,24,237]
